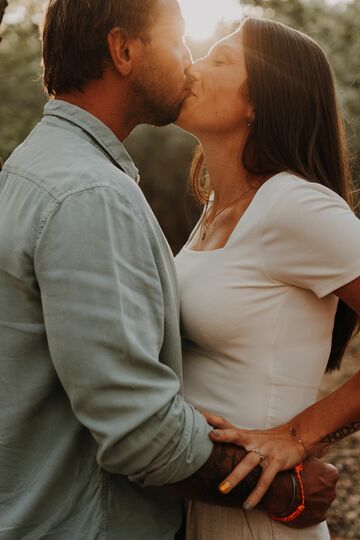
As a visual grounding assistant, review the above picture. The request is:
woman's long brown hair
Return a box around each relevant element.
[190,17,358,372]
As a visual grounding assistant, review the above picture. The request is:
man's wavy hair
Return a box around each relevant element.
[41,0,162,97]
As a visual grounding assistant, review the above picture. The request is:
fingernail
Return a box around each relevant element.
[212,430,221,438]
[219,481,231,494]
[243,500,253,510]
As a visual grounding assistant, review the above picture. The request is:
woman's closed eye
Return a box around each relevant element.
[211,57,227,66]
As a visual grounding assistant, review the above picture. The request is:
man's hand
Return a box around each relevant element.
[169,409,338,528]
[204,409,338,525]
[168,441,338,528]
[261,456,338,528]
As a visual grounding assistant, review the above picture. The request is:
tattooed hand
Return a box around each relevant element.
[202,411,306,508]
[168,440,337,528]
[167,410,339,527]
[168,442,294,511]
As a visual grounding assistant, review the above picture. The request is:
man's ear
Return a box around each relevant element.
[107,28,142,77]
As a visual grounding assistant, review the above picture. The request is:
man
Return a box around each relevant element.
[0,1,337,538]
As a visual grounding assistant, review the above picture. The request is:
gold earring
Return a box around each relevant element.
[247,114,255,127]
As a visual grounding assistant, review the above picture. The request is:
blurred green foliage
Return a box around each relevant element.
[0,0,359,252]
[0,1,46,162]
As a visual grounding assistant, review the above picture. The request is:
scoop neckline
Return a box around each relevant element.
[182,172,285,254]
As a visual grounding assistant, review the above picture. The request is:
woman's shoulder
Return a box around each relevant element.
[257,171,356,240]
[258,172,360,298]
[260,171,351,220]
[264,171,346,201]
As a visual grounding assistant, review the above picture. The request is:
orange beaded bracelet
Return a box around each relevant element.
[271,464,305,523]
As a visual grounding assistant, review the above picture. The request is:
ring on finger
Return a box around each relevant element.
[250,448,266,463]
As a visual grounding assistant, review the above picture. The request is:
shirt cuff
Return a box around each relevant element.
[130,405,214,487]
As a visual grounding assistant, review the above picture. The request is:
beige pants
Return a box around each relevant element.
[186,500,330,540]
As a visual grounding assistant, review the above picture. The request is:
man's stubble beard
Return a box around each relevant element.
[130,58,186,127]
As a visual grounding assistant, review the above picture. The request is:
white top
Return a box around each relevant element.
[176,172,360,429]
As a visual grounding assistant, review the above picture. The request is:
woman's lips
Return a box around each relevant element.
[184,84,196,98]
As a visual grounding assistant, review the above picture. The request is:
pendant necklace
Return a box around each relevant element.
[201,186,257,241]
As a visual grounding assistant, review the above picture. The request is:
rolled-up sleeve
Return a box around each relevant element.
[34,186,213,486]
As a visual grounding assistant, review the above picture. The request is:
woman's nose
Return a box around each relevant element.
[185,61,202,82]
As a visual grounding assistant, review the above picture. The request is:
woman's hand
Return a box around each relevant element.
[203,410,325,510]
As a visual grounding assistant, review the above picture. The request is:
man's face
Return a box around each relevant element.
[130,0,192,126]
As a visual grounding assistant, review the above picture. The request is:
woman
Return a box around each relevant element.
[174,16,360,540]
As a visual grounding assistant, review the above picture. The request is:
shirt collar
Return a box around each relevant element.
[43,99,140,183]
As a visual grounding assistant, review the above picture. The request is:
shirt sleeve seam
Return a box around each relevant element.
[34,185,146,253]
[2,165,59,200]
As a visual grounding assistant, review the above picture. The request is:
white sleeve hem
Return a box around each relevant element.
[314,258,360,298]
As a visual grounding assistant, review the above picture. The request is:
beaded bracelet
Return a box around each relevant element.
[271,464,305,523]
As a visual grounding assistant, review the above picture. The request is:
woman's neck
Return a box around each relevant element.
[201,135,256,207]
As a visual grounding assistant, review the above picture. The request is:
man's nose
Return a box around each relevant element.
[183,43,193,72]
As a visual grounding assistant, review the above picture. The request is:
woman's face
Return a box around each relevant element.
[176,29,253,137]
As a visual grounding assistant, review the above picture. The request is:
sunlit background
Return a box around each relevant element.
[178,0,291,40]
[3,0,351,41]
[177,0,349,40]
[179,0,244,40]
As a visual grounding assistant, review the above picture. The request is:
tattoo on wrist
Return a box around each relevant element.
[321,421,360,444]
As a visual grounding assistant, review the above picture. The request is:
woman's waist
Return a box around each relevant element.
[182,349,320,428]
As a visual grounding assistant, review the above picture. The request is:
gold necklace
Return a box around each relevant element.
[201,186,257,241]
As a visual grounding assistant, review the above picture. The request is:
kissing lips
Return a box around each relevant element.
[184,87,196,99]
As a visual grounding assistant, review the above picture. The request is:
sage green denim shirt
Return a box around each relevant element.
[0,100,213,540]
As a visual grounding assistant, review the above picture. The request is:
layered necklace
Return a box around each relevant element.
[201,186,257,241]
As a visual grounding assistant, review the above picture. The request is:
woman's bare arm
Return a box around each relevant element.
[292,275,360,455]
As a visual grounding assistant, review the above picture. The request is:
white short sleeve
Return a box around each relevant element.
[260,176,360,298]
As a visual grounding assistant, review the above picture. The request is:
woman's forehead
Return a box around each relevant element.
[213,29,242,51]
[209,29,243,58]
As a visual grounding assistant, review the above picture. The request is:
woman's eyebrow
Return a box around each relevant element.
[209,44,234,57]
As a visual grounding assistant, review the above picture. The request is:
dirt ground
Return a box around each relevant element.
[318,338,360,539]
